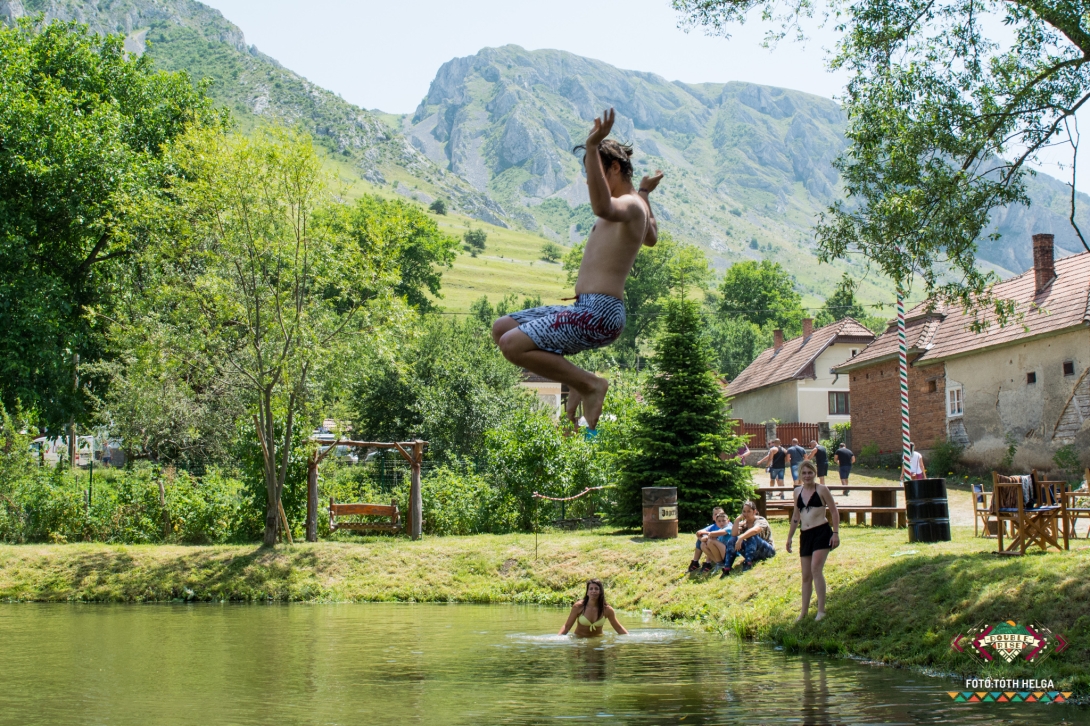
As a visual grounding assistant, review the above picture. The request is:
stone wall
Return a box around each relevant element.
[846,356,947,453]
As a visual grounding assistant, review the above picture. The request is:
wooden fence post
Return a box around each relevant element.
[306,454,318,543]
[410,440,423,541]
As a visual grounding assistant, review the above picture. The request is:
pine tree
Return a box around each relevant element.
[614,298,752,531]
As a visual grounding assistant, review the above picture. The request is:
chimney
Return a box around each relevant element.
[1033,233,1056,292]
[773,329,784,352]
[802,318,813,339]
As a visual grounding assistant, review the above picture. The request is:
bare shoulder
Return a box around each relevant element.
[816,484,835,501]
[572,599,585,610]
[605,604,616,615]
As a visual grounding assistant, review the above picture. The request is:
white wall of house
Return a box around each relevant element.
[796,342,862,425]
[519,381,563,415]
[944,328,1090,469]
[729,380,799,423]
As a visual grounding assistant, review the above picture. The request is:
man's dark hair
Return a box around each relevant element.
[574,138,634,180]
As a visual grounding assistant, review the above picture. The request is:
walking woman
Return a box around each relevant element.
[786,459,840,622]
[559,579,628,636]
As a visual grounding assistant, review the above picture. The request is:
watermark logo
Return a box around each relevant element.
[951,620,1068,665]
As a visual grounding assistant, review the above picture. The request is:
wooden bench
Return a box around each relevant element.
[757,486,906,527]
[329,499,402,533]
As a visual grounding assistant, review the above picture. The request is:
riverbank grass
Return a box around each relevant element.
[0,523,1086,693]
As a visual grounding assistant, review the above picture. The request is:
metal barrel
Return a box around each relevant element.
[903,478,951,543]
[642,487,678,539]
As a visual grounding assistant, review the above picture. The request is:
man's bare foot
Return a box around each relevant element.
[581,376,609,430]
[814,611,826,622]
[565,388,582,428]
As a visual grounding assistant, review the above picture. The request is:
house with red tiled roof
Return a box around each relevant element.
[726,317,876,425]
[835,234,1090,469]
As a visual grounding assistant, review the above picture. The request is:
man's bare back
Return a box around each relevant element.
[491,108,663,431]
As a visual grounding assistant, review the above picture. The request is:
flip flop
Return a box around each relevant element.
[584,428,599,441]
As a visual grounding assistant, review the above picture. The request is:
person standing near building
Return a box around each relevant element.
[907,442,927,481]
[834,443,855,494]
[787,438,808,487]
[757,438,788,498]
[805,439,829,487]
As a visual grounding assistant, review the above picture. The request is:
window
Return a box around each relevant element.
[927,380,937,393]
[1064,361,1075,376]
[948,386,964,417]
[851,349,859,357]
[1027,371,1037,384]
[829,391,850,415]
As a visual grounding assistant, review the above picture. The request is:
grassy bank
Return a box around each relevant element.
[1,523,1087,693]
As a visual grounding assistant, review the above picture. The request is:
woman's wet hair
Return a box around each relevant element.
[573,139,634,180]
[581,578,607,616]
[799,459,819,477]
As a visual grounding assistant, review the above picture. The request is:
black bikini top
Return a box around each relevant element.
[797,488,823,511]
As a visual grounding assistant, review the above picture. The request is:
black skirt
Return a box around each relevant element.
[800,522,834,557]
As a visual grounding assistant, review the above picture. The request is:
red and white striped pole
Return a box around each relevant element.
[897,287,911,481]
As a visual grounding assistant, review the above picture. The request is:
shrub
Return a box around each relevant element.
[928,438,964,477]
[464,228,487,250]
[429,199,447,215]
[1053,444,1081,478]
[540,241,562,263]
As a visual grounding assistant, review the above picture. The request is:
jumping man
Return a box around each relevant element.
[492,108,661,430]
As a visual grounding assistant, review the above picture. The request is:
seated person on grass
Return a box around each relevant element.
[688,506,725,572]
[719,501,776,578]
[694,511,733,575]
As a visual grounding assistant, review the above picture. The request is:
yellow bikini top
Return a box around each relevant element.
[578,612,607,631]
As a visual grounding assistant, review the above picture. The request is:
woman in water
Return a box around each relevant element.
[559,579,628,636]
[786,459,840,622]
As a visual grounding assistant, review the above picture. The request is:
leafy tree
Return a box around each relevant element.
[0,18,219,429]
[615,298,751,531]
[464,227,487,250]
[334,195,458,313]
[717,260,805,333]
[352,316,526,462]
[563,233,710,364]
[428,198,447,215]
[155,125,400,545]
[706,316,770,380]
[540,241,563,263]
[675,0,1090,320]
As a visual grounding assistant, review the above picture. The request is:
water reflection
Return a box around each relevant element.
[0,603,1084,726]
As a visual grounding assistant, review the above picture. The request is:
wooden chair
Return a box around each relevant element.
[992,473,1027,555]
[329,499,402,534]
[1031,470,1069,552]
[972,482,994,538]
[1060,468,1090,540]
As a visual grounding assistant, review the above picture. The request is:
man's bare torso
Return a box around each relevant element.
[574,191,650,299]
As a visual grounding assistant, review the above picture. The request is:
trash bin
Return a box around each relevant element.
[642,487,678,539]
[903,478,951,542]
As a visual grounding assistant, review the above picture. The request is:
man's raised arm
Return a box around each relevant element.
[639,170,663,247]
[584,108,638,223]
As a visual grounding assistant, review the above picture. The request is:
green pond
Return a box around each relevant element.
[0,603,1084,725]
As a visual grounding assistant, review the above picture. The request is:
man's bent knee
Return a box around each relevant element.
[492,316,518,345]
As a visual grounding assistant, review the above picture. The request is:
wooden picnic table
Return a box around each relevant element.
[755,485,905,527]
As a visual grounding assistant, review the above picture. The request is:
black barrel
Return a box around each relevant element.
[903,478,951,542]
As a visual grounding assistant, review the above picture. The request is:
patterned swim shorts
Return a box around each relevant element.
[509,294,625,356]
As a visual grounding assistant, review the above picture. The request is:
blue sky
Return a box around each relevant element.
[200,0,847,114]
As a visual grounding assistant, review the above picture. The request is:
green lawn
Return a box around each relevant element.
[1,521,1087,693]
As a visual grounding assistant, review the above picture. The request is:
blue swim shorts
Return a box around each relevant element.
[768,468,785,481]
[509,294,625,356]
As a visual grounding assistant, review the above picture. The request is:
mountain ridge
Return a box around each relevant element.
[3,2,1086,286]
